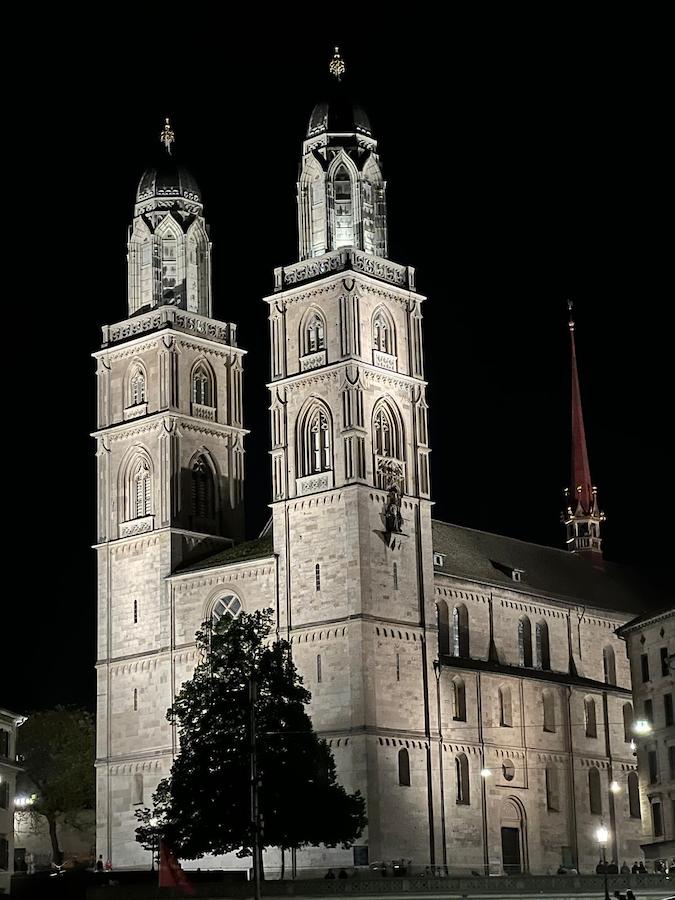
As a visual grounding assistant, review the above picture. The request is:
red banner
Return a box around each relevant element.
[159,840,195,895]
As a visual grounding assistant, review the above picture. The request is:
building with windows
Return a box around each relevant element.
[95,53,663,875]
[617,608,674,861]
[0,708,25,893]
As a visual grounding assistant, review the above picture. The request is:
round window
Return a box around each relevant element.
[502,760,515,781]
[212,595,242,627]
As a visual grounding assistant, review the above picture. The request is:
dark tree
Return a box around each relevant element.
[138,609,366,861]
[17,707,95,864]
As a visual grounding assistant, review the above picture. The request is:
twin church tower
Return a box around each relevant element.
[95,53,644,875]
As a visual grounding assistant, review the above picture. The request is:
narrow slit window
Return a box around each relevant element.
[315,563,321,592]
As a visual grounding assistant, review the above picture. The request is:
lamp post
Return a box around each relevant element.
[595,824,610,900]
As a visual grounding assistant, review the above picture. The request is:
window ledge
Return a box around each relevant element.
[300,349,327,372]
[124,403,147,421]
[296,470,334,496]
[120,515,154,538]
[373,349,397,371]
[191,403,216,421]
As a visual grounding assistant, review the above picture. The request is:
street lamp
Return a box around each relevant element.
[632,719,652,736]
[595,824,610,900]
[480,768,492,778]
[609,781,620,794]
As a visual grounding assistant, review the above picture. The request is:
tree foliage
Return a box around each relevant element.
[139,609,366,859]
[17,707,95,862]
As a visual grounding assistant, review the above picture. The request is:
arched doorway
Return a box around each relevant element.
[500,797,527,874]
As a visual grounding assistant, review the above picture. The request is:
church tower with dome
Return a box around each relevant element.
[93,122,246,864]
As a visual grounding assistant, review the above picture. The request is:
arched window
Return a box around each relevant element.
[132,458,152,518]
[603,645,617,685]
[372,400,402,461]
[518,616,532,667]
[452,604,470,658]
[133,688,138,711]
[499,686,513,727]
[303,310,326,355]
[628,771,641,819]
[536,621,551,670]
[588,766,602,815]
[437,600,450,656]
[212,594,242,628]
[298,402,332,476]
[584,696,597,738]
[398,748,410,786]
[453,676,467,722]
[316,654,322,684]
[191,456,215,520]
[542,689,556,733]
[192,362,214,407]
[372,307,395,355]
[456,753,470,805]
[545,765,560,811]
[333,164,354,247]
[128,363,146,406]
[623,703,634,743]
[132,773,144,805]
[161,236,177,301]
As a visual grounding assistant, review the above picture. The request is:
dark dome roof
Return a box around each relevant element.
[136,156,201,204]
[307,97,372,138]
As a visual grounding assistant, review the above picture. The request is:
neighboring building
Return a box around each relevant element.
[13,809,95,871]
[95,52,663,874]
[617,608,674,861]
[0,708,25,894]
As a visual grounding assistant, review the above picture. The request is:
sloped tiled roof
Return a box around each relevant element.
[173,536,274,575]
[432,519,661,615]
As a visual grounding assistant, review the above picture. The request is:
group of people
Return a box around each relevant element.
[595,859,672,875]
[324,868,349,879]
[95,854,113,872]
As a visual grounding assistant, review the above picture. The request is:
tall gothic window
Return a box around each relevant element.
[398,748,411,786]
[453,676,467,722]
[133,459,152,518]
[456,753,470,805]
[518,616,533,667]
[303,310,326,355]
[536,621,551,670]
[299,403,332,476]
[623,703,634,743]
[628,771,641,818]
[437,600,450,655]
[128,364,146,406]
[333,164,354,247]
[372,401,402,461]
[499,686,513,727]
[191,456,215,520]
[545,765,560,811]
[452,604,470,658]
[212,594,242,628]
[542,689,556,732]
[192,362,214,407]
[584,696,597,738]
[588,766,602,815]
[372,307,395,355]
[603,645,617,685]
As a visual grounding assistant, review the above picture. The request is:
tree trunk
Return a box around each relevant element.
[259,844,265,881]
[280,848,285,881]
[47,814,63,865]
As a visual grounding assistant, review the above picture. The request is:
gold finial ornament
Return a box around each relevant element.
[329,46,345,81]
[567,298,575,332]
[160,117,175,155]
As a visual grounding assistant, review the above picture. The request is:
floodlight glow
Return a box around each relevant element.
[632,719,652,735]
[595,825,609,845]
[480,768,492,778]
[609,780,620,793]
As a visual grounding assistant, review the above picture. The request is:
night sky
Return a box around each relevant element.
[4,27,668,715]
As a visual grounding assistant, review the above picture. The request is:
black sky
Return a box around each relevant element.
[3,24,669,714]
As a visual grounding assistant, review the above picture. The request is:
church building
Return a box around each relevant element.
[94,52,657,875]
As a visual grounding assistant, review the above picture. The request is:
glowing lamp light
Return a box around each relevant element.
[632,719,652,736]
[14,795,35,808]
[480,768,492,778]
[595,825,610,846]
[609,781,620,793]
[149,817,159,828]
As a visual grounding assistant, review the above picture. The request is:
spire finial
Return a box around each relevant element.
[160,117,175,155]
[329,46,345,81]
[567,298,575,332]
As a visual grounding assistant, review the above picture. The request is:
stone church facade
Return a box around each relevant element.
[95,64,654,875]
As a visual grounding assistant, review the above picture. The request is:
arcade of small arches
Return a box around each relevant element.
[298,304,397,361]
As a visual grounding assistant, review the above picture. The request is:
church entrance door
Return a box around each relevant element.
[500,827,521,874]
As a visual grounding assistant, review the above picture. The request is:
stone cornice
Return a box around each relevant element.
[92,526,232,552]
[96,310,244,354]
[267,358,427,393]
[169,556,277,583]
[264,265,426,307]
[91,412,249,441]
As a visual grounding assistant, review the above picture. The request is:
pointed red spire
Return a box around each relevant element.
[568,301,593,514]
